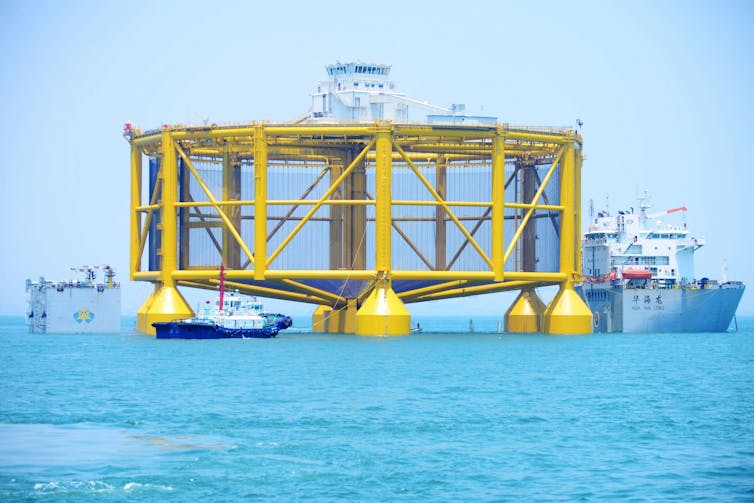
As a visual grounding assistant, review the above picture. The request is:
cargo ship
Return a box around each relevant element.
[582,193,744,333]
[26,266,121,333]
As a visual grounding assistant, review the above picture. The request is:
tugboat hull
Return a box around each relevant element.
[153,321,277,339]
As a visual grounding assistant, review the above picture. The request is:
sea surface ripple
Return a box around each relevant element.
[1,315,753,501]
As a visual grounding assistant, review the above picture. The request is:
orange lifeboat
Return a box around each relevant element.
[622,268,652,280]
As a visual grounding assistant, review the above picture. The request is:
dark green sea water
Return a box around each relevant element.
[1,315,753,501]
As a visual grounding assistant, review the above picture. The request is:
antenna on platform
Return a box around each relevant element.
[638,190,651,221]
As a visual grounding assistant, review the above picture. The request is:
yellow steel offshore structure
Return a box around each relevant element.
[128,122,592,336]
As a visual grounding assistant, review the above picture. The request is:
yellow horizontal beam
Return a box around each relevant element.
[504,130,574,144]
[265,126,376,137]
[170,269,568,282]
[174,200,254,208]
[175,199,505,208]
[391,271,495,280]
[175,199,373,208]
[506,202,565,211]
[267,199,374,206]
[392,200,490,208]
[171,199,560,210]
[392,271,567,281]
[131,124,577,146]
[179,280,332,305]
[170,199,560,211]
[133,271,161,280]
[393,127,496,139]
[135,204,160,212]
[172,269,377,281]
[408,280,558,302]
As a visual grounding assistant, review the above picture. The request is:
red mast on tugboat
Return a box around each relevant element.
[218,265,226,313]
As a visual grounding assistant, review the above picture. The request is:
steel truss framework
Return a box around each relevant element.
[129,122,584,316]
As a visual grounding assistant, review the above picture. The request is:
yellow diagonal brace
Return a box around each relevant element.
[266,137,376,268]
[503,146,564,264]
[279,278,346,305]
[268,166,330,241]
[392,141,493,268]
[366,188,434,269]
[446,207,491,270]
[174,143,255,266]
[398,280,471,301]
[408,280,554,303]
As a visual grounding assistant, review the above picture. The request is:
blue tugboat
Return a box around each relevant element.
[153,267,292,339]
[153,293,292,339]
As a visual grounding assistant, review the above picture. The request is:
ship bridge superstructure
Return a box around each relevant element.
[584,195,703,286]
[307,61,496,125]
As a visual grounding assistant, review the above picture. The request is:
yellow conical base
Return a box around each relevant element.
[330,300,357,334]
[312,305,329,332]
[137,286,159,334]
[356,285,410,336]
[140,285,194,335]
[312,300,358,334]
[505,289,546,333]
[542,283,593,335]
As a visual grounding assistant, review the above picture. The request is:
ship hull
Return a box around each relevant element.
[153,321,278,339]
[584,283,744,333]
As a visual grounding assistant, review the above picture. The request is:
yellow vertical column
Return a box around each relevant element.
[142,130,193,334]
[342,151,354,270]
[329,157,344,270]
[130,145,142,281]
[132,145,154,332]
[575,142,584,276]
[178,154,190,270]
[356,128,410,336]
[312,305,330,332]
[434,155,447,270]
[491,131,505,281]
[222,144,241,269]
[543,141,592,334]
[560,143,577,274]
[349,151,367,270]
[522,162,537,271]
[254,125,267,280]
[374,130,392,273]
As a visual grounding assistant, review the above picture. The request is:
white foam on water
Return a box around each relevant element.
[123,481,174,492]
[33,480,115,493]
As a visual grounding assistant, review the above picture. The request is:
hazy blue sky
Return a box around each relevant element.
[2,0,752,317]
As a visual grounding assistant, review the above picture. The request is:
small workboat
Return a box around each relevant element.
[153,293,292,339]
[153,267,292,339]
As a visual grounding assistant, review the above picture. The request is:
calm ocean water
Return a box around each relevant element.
[1,314,753,501]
